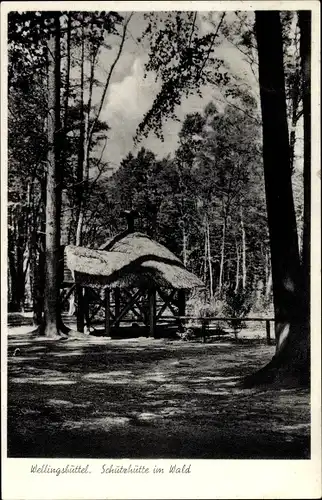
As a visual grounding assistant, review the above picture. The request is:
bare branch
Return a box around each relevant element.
[188,12,198,47]
[87,13,133,150]
[196,12,226,81]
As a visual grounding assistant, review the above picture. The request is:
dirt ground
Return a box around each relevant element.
[7,326,310,459]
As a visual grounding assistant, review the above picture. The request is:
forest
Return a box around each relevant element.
[4,7,317,470]
[7,9,310,387]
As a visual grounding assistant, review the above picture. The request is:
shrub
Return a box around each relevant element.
[223,287,252,339]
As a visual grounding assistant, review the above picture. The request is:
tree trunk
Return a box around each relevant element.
[256,279,264,310]
[218,216,226,295]
[43,14,62,337]
[203,219,208,285]
[206,216,213,298]
[63,11,71,136]
[265,266,273,302]
[8,224,18,311]
[182,224,188,267]
[299,10,311,339]
[33,177,46,325]
[235,239,240,293]
[15,214,26,311]
[75,20,86,248]
[244,11,309,387]
[75,21,91,247]
[30,194,39,324]
[74,21,86,331]
[289,38,301,173]
[240,205,247,290]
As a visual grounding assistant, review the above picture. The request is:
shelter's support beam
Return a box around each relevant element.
[156,287,178,317]
[105,287,111,336]
[84,287,91,331]
[76,285,84,332]
[89,303,102,322]
[122,289,145,321]
[89,288,115,320]
[114,288,121,326]
[148,288,156,338]
[156,289,177,320]
[178,289,186,316]
[59,283,76,307]
[177,289,186,329]
[113,288,144,325]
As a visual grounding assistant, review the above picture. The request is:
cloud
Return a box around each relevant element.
[100,56,159,168]
[98,33,258,172]
[108,58,154,115]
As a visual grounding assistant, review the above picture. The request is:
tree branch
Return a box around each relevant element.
[87,13,133,150]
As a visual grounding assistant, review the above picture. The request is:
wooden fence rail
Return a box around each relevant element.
[161,315,276,345]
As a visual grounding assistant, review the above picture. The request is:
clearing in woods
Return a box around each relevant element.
[7,326,310,459]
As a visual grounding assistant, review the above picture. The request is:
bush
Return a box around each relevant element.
[223,287,252,339]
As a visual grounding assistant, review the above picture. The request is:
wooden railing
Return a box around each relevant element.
[161,315,275,345]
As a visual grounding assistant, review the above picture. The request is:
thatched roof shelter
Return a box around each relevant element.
[62,229,205,337]
[65,232,203,290]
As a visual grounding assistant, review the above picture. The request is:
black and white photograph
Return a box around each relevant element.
[1,1,321,498]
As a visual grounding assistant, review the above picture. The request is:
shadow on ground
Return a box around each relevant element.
[7,329,310,459]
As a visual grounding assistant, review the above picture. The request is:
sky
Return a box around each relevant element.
[89,11,259,173]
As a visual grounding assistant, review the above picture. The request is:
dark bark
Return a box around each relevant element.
[16,215,26,310]
[8,227,18,311]
[43,14,62,337]
[206,217,214,298]
[244,11,309,387]
[240,205,247,290]
[234,239,240,293]
[33,177,46,325]
[218,216,225,296]
[8,209,26,311]
[63,12,71,136]
[299,10,311,334]
[76,285,85,333]
[289,26,301,174]
[30,209,40,324]
[75,19,86,247]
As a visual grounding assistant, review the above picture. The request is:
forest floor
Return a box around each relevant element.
[7,325,310,459]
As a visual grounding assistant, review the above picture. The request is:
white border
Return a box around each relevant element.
[1,2,321,499]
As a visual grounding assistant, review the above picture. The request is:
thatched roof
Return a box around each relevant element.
[65,232,204,290]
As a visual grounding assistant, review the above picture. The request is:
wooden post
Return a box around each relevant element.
[201,320,207,343]
[121,209,139,232]
[84,287,91,333]
[177,289,186,330]
[76,284,84,332]
[105,287,111,336]
[178,289,186,316]
[114,288,121,326]
[266,319,271,345]
[148,288,156,338]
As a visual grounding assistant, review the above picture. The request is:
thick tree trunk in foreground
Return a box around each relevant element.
[244,11,309,387]
[299,10,311,342]
[43,15,62,337]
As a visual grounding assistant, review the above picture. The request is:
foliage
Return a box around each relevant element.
[135,11,230,141]
[100,98,270,312]
[7,9,304,328]
[7,10,128,313]
[223,287,252,338]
